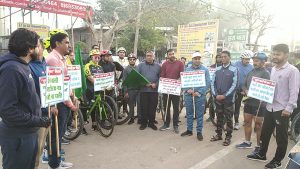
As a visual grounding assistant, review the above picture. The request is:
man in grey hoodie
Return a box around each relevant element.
[137,51,161,130]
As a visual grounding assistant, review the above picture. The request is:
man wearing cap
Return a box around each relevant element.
[233,50,254,130]
[247,44,300,169]
[123,53,140,124]
[210,50,238,146]
[235,52,270,153]
[181,52,210,141]
[159,49,184,134]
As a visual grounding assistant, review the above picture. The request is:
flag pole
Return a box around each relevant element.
[48,106,52,155]
[54,104,60,157]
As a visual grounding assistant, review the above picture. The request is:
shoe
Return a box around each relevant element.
[236,142,252,149]
[139,124,147,130]
[159,124,170,131]
[181,130,193,137]
[148,123,158,130]
[174,126,179,134]
[61,138,70,145]
[234,123,240,130]
[251,146,260,155]
[60,161,73,168]
[42,155,49,164]
[128,118,134,125]
[91,124,98,131]
[265,160,282,169]
[60,149,65,155]
[247,153,267,162]
[197,132,203,141]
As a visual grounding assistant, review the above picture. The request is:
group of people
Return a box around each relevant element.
[0,27,299,169]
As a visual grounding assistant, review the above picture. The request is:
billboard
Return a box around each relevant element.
[0,0,95,19]
[17,22,49,39]
[177,19,219,66]
[226,29,248,63]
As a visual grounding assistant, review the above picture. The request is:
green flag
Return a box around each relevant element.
[74,44,87,98]
[123,68,150,88]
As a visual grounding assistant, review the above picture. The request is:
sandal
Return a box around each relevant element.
[223,138,231,146]
[210,135,222,142]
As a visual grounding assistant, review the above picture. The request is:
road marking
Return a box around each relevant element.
[189,140,241,169]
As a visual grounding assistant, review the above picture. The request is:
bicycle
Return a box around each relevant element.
[114,87,131,125]
[63,108,84,141]
[291,112,300,143]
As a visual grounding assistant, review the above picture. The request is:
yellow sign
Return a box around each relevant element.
[177,19,219,66]
[17,23,49,39]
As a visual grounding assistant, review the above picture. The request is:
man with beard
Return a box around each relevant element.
[0,28,51,169]
[247,44,300,169]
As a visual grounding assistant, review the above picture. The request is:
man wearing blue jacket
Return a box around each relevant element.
[0,28,51,169]
[181,52,210,141]
[210,50,238,146]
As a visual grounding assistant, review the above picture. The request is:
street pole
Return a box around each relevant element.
[133,0,142,56]
[9,7,11,34]
[29,0,32,26]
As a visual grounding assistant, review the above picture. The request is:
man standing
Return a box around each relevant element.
[0,28,51,169]
[233,50,253,130]
[159,49,184,133]
[210,51,238,146]
[138,51,161,130]
[235,52,270,154]
[247,44,300,169]
[181,52,210,140]
[210,52,222,68]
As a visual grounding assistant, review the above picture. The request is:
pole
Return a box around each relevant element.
[254,101,262,122]
[9,7,11,34]
[54,104,60,157]
[48,106,52,155]
[192,88,196,118]
[163,94,170,122]
[75,101,78,130]
[55,13,58,28]
[133,0,142,56]
[29,0,32,26]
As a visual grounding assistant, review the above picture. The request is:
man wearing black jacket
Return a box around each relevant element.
[0,28,51,169]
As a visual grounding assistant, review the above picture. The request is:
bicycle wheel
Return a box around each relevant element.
[104,95,120,125]
[179,95,185,114]
[115,96,130,125]
[96,101,114,137]
[291,112,300,143]
[63,109,84,141]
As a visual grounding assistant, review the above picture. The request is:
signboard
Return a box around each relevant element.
[248,77,276,104]
[177,19,219,66]
[226,29,248,63]
[39,76,47,108]
[94,72,115,92]
[46,66,64,105]
[158,78,181,96]
[208,68,216,81]
[64,76,71,101]
[180,71,206,88]
[227,29,248,42]
[17,23,49,39]
[0,0,94,19]
[67,65,82,89]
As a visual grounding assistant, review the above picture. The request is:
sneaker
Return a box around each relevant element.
[181,130,193,137]
[265,160,282,169]
[159,124,170,131]
[148,123,158,130]
[197,132,203,141]
[60,149,65,155]
[234,123,240,130]
[251,146,260,155]
[247,153,267,162]
[61,138,70,145]
[128,118,134,125]
[174,126,179,134]
[42,155,49,164]
[236,142,252,149]
[60,161,73,168]
[139,124,147,130]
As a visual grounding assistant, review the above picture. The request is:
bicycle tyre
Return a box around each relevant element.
[115,96,131,125]
[96,101,115,137]
[104,95,120,125]
[291,112,300,143]
[63,109,84,141]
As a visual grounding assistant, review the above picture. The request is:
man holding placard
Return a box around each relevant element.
[210,51,238,146]
[247,44,300,169]
[159,49,184,134]
[235,52,270,153]
[180,52,210,141]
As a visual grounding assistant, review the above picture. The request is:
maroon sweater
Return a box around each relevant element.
[160,60,184,79]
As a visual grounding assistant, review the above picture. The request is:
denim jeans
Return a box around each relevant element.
[185,94,205,133]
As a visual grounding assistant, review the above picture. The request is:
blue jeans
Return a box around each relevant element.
[48,103,71,168]
[185,94,205,133]
[0,132,38,169]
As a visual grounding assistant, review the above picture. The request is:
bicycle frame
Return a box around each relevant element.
[88,94,108,120]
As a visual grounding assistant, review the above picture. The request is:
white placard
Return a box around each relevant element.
[94,72,115,92]
[180,71,206,88]
[39,76,47,108]
[248,77,276,104]
[46,66,64,105]
[158,78,181,96]
[64,76,71,101]
[67,65,82,89]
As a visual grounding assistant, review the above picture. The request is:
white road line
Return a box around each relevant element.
[189,140,241,169]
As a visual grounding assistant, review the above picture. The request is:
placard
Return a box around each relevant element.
[248,77,276,104]
[158,78,181,96]
[208,68,216,81]
[46,67,64,105]
[94,72,115,92]
[64,76,71,101]
[39,76,47,108]
[180,71,206,88]
[67,65,82,89]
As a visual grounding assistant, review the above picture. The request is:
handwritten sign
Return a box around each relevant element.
[158,78,181,96]
[248,77,276,104]
[46,66,64,105]
[64,76,71,101]
[94,72,115,92]
[67,65,82,89]
[180,71,206,88]
[208,68,216,81]
[39,76,47,108]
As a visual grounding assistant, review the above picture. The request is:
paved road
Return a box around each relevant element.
[36,112,294,169]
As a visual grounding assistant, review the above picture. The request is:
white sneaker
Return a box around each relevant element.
[233,123,240,130]
[48,165,69,169]
[60,161,73,168]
